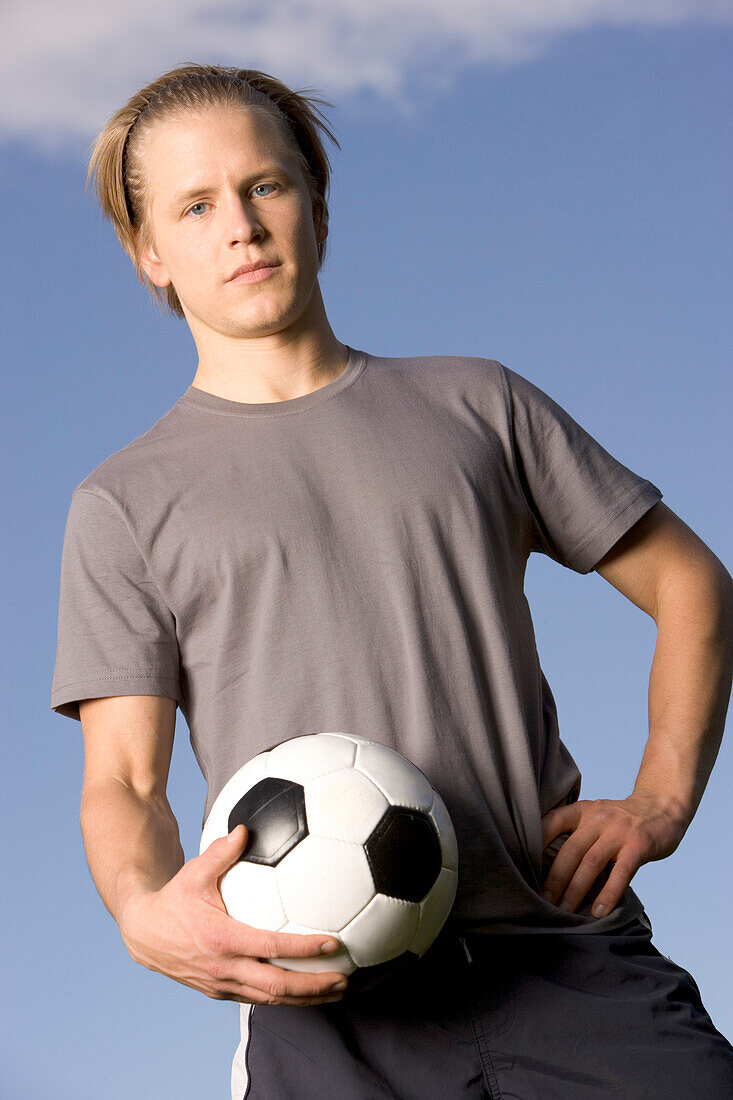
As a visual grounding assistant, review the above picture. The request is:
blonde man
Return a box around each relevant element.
[52,63,733,1099]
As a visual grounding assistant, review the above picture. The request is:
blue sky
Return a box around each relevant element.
[2,4,732,1096]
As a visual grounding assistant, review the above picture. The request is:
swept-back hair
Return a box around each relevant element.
[86,62,340,318]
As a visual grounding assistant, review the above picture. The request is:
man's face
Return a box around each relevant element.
[137,105,327,338]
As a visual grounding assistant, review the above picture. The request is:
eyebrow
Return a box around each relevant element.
[168,166,291,211]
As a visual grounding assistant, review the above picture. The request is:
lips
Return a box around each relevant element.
[228,260,279,281]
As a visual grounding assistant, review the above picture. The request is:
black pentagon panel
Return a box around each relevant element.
[228,777,308,867]
[365,806,442,902]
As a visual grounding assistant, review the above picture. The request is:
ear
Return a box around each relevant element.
[314,204,329,244]
[137,234,172,288]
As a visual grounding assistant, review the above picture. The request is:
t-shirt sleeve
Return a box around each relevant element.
[499,364,664,574]
[51,488,183,721]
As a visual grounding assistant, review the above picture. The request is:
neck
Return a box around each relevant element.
[188,287,348,404]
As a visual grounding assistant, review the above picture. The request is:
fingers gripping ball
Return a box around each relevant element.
[199,733,459,989]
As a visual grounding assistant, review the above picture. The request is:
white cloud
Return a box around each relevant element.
[3,0,731,155]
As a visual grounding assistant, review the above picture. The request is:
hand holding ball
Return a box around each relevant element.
[200,733,458,987]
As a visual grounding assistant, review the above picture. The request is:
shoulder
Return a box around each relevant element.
[71,400,186,511]
[364,350,512,403]
[369,350,506,381]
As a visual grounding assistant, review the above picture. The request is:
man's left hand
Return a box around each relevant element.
[540,793,688,918]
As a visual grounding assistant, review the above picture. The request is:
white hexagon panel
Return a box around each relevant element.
[276,835,374,931]
[304,768,389,844]
[219,861,286,932]
[354,741,434,811]
[341,894,419,967]
[429,788,459,871]
[410,867,459,956]
[266,732,356,784]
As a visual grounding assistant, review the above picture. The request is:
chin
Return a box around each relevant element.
[233,298,307,332]
[220,312,295,338]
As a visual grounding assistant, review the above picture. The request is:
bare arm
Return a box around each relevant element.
[78,694,348,1005]
[79,695,184,927]
[540,501,733,916]
[595,500,733,826]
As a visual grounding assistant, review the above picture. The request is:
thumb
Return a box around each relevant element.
[204,824,249,874]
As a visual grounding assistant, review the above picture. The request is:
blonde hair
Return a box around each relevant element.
[86,62,340,318]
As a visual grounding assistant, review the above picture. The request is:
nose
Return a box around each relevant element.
[225,194,264,246]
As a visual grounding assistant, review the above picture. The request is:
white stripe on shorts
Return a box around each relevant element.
[231,1003,255,1100]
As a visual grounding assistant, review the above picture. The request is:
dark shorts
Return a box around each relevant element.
[232,912,733,1099]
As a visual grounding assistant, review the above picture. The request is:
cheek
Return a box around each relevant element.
[294,215,321,260]
[175,241,214,287]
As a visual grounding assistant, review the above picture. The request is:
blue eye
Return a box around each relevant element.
[253,183,277,197]
[187,202,208,217]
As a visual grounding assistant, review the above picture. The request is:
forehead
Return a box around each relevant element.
[141,105,298,195]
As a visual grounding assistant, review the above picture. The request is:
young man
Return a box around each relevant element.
[51,64,733,1097]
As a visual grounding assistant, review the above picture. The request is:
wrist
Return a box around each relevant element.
[116,873,160,934]
[629,785,692,828]
[118,887,160,960]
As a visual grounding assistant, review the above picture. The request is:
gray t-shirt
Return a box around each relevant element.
[51,347,663,935]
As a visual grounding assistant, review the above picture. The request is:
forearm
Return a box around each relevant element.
[632,562,733,826]
[80,779,185,930]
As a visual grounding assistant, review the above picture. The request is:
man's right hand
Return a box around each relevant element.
[118,823,348,1006]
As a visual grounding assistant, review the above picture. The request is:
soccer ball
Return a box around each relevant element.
[199,732,458,988]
